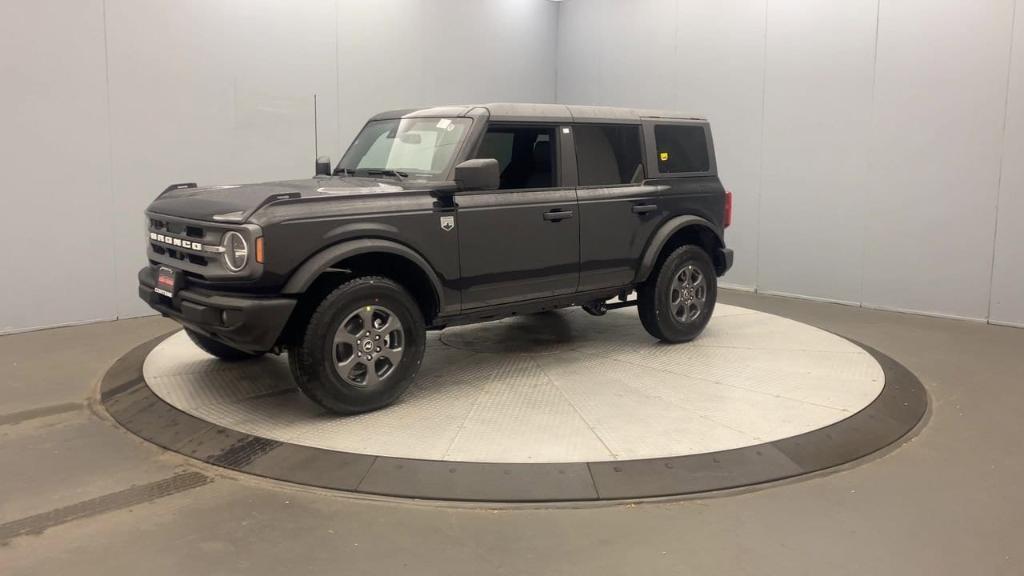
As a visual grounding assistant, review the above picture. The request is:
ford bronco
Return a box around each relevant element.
[139,103,733,414]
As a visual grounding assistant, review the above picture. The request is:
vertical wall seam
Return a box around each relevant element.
[553,0,561,103]
[985,0,1019,323]
[100,0,119,321]
[857,0,883,309]
[334,0,342,155]
[752,0,769,292]
[673,0,680,106]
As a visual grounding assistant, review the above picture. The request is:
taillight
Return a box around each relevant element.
[724,190,733,228]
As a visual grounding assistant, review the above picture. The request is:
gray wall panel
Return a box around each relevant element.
[0,0,116,332]
[757,0,877,303]
[862,0,1014,320]
[989,2,1024,326]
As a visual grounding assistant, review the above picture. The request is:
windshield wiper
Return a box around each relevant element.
[333,167,354,176]
[364,169,408,180]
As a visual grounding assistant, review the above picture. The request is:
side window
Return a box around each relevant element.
[574,124,644,186]
[654,124,710,173]
[474,125,556,190]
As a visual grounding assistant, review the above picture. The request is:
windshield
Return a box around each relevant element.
[337,117,472,180]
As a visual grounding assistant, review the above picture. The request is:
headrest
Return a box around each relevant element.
[533,140,552,168]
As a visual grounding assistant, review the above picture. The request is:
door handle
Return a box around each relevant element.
[632,204,657,215]
[543,209,574,222]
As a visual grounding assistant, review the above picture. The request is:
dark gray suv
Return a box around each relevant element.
[139,103,734,414]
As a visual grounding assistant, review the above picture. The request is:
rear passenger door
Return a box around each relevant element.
[456,123,580,309]
[573,123,664,291]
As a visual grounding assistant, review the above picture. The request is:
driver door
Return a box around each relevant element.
[455,123,580,309]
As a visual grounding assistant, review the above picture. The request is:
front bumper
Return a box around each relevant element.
[138,266,295,353]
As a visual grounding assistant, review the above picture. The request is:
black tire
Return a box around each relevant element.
[186,329,263,361]
[288,276,426,414]
[637,245,717,342]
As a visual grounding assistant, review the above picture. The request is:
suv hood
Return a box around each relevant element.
[147,177,430,223]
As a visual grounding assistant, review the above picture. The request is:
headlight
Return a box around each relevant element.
[222,231,248,272]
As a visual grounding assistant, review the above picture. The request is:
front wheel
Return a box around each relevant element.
[637,245,717,342]
[288,276,426,415]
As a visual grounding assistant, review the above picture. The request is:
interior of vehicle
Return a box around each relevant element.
[475,125,556,189]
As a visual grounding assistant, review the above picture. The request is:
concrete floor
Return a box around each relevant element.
[1,290,1022,575]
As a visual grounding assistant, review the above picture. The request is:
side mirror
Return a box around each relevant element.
[454,158,500,191]
[315,156,331,176]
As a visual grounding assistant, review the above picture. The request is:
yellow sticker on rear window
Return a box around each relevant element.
[659,152,669,161]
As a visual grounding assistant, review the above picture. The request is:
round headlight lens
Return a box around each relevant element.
[222,231,248,272]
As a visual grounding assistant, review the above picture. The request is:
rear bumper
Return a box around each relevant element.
[715,247,734,276]
[138,266,295,353]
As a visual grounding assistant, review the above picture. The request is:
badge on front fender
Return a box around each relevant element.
[440,216,455,232]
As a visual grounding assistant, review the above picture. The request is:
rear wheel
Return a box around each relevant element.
[185,329,263,361]
[288,276,426,414]
[637,245,717,342]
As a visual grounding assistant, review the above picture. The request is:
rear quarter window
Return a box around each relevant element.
[574,124,644,186]
[654,124,710,174]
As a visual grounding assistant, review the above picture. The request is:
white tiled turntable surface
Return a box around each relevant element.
[144,304,884,463]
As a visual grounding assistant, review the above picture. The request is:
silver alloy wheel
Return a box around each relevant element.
[669,264,707,323]
[332,305,405,387]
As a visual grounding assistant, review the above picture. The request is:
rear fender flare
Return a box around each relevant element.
[635,215,724,283]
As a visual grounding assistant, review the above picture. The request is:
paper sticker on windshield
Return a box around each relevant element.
[659,152,669,161]
[440,216,455,232]
[436,118,452,129]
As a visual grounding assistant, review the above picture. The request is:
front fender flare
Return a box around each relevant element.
[281,238,444,311]
[635,215,724,283]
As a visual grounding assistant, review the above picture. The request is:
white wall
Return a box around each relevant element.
[0,0,558,332]
[558,0,1024,324]
[758,0,877,305]
[0,0,115,333]
[990,1,1024,327]
[863,0,1014,320]
[3,0,1021,332]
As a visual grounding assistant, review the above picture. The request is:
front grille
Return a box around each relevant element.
[150,218,206,239]
[146,212,256,281]
[150,244,208,266]
[187,253,208,266]
[148,215,216,276]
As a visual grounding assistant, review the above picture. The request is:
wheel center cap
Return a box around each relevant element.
[361,340,374,353]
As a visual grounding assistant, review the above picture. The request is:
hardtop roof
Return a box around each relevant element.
[369,103,706,123]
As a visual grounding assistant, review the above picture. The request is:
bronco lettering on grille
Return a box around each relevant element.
[150,232,204,251]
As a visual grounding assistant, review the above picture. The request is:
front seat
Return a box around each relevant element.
[525,139,553,189]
